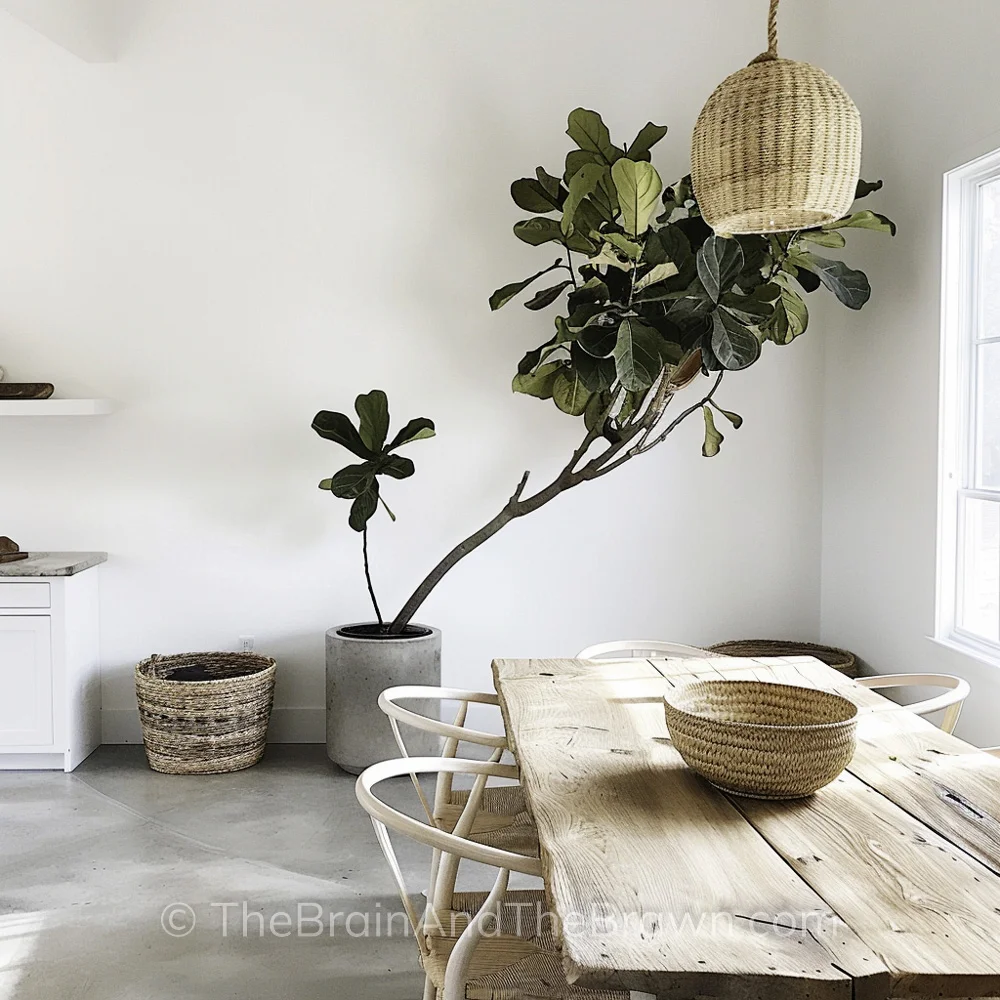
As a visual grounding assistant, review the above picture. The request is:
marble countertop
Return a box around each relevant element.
[0,552,107,577]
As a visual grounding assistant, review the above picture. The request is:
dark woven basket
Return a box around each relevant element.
[706,640,858,678]
[135,652,277,775]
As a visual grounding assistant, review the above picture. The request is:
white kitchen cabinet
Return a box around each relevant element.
[0,553,105,771]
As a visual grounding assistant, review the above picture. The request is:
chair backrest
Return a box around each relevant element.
[379,685,507,753]
[355,756,544,959]
[577,639,714,660]
[379,685,510,826]
[855,673,971,734]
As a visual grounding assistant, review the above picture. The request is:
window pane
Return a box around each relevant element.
[976,343,1000,489]
[958,496,1000,642]
[980,178,1000,339]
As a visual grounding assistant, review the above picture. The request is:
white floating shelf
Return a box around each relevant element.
[0,399,112,416]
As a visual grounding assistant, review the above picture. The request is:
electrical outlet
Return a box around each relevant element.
[240,635,254,652]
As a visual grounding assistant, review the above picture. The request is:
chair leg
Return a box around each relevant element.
[942,702,963,735]
[422,973,437,1000]
[442,868,510,1000]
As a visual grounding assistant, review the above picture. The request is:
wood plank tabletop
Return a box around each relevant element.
[492,655,1000,1000]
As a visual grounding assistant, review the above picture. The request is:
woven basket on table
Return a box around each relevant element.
[135,652,276,775]
[691,0,861,234]
[664,680,858,800]
[707,640,858,678]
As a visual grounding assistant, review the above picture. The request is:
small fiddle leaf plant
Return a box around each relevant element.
[312,390,435,626]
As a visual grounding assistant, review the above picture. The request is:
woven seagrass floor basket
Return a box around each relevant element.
[707,640,858,678]
[664,680,858,800]
[135,652,276,775]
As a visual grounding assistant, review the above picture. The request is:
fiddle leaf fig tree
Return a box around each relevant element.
[313,390,435,625]
[315,109,895,634]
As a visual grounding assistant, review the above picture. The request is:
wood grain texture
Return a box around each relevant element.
[493,658,889,1000]
[495,656,1000,999]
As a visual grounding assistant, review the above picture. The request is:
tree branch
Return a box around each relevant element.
[387,373,725,633]
[362,527,384,627]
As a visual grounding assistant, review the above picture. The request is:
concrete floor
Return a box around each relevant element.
[0,746,440,999]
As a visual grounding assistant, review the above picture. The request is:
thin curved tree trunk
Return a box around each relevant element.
[388,372,724,633]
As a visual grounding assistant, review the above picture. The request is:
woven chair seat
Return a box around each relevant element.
[436,786,539,857]
[423,889,628,1000]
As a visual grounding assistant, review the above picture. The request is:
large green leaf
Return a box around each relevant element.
[626,122,668,161]
[782,259,821,293]
[574,196,607,235]
[666,290,713,327]
[795,252,871,309]
[781,287,808,341]
[348,485,379,532]
[571,342,617,392]
[634,262,679,292]
[512,361,561,399]
[552,367,592,415]
[355,390,389,452]
[710,310,761,370]
[601,231,643,261]
[510,177,562,213]
[714,404,744,429]
[524,280,573,310]
[536,166,563,200]
[566,108,622,164]
[567,276,610,309]
[387,417,435,450]
[312,410,374,460]
[764,285,809,345]
[801,229,846,249]
[643,226,692,267]
[564,149,601,184]
[561,162,608,236]
[611,159,662,237]
[514,218,594,254]
[719,291,774,320]
[613,319,663,391]
[696,235,744,302]
[489,258,563,310]
[378,455,415,480]
[591,170,620,221]
[578,318,620,358]
[584,392,615,435]
[823,210,896,236]
[330,462,375,499]
[855,178,883,200]
[701,406,723,458]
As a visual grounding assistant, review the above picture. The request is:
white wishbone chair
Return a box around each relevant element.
[855,673,971,734]
[577,639,714,660]
[356,756,629,1000]
[378,685,537,860]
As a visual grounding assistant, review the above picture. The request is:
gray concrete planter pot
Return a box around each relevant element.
[325,622,441,774]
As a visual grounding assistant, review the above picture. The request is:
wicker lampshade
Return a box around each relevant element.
[691,0,861,235]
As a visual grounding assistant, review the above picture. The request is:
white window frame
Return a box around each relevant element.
[937,147,1000,663]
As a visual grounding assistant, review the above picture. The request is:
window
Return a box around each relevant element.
[939,150,1000,659]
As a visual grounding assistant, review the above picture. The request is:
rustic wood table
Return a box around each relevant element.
[492,655,1000,1000]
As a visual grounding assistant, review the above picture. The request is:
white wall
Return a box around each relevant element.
[0,0,826,741]
[815,0,1000,746]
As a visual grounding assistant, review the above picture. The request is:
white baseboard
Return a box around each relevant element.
[101,708,325,745]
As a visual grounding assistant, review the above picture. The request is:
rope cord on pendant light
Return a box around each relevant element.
[752,0,780,64]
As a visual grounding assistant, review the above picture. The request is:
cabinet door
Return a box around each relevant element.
[0,617,53,746]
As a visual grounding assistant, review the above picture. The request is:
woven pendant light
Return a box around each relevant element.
[691,0,861,234]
